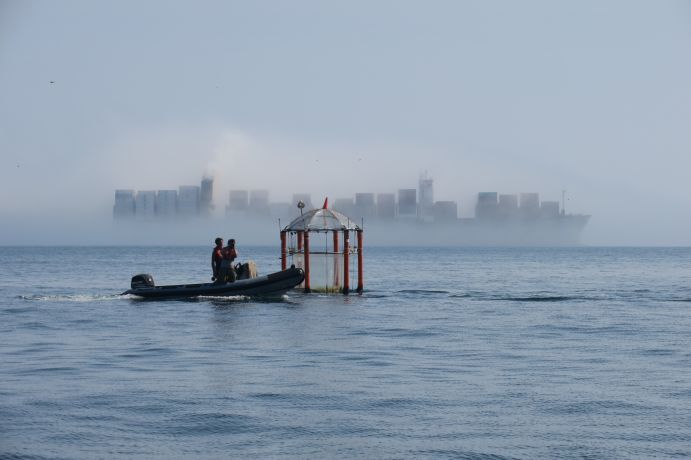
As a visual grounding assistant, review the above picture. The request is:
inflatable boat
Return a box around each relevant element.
[123,266,304,299]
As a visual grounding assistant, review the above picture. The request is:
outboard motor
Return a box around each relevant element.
[131,274,155,289]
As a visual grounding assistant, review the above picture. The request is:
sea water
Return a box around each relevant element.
[1,246,690,459]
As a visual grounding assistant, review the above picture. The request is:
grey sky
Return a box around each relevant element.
[1,0,690,245]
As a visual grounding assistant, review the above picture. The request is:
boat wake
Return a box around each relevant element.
[196,295,251,302]
[17,293,126,302]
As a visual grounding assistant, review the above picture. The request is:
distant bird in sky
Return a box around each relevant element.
[49,81,54,84]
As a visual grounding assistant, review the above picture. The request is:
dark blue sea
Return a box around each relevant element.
[1,246,690,459]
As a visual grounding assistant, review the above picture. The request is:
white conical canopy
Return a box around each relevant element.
[283,208,361,232]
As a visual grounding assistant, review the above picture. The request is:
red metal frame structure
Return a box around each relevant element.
[280,201,363,294]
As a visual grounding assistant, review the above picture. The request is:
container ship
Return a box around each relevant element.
[112,174,590,246]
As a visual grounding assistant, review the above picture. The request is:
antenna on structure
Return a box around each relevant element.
[297,200,305,216]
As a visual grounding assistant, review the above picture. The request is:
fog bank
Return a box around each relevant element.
[2,1,691,246]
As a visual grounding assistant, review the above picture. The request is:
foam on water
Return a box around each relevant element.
[17,293,125,302]
[196,295,252,302]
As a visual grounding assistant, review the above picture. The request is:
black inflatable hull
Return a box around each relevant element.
[124,267,304,299]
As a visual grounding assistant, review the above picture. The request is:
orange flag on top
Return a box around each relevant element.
[322,197,328,209]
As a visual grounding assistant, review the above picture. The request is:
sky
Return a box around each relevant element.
[1,0,690,245]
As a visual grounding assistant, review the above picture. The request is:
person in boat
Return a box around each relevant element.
[220,238,238,283]
[211,237,224,282]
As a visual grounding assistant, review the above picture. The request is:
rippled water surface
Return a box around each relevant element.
[1,246,691,459]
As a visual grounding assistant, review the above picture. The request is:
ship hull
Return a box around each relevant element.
[361,215,591,246]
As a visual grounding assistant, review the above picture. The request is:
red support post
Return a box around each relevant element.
[303,231,311,293]
[357,230,364,293]
[333,231,340,286]
[343,230,350,295]
[280,231,287,271]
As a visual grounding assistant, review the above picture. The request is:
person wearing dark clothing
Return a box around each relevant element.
[211,237,224,282]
